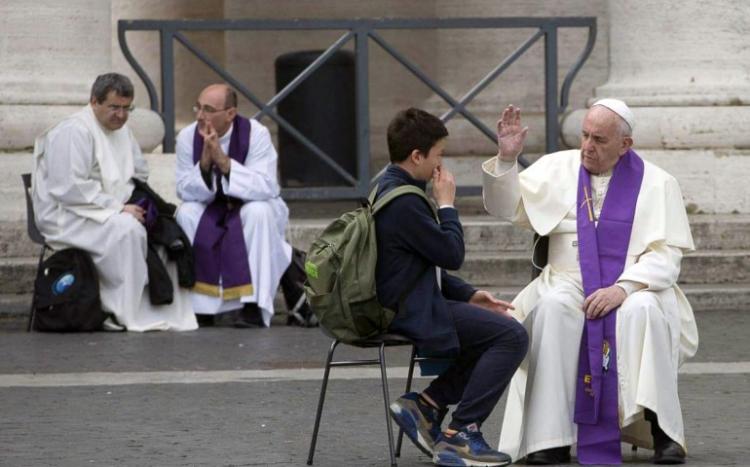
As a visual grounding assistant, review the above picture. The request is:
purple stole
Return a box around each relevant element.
[191,115,253,300]
[574,150,644,464]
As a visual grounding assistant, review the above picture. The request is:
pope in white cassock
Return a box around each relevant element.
[482,100,698,465]
[32,73,197,331]
[175,84,292,327]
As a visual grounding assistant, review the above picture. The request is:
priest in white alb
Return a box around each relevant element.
[32,73,197,332]
[482,100,698,465]
[175,84,292,327]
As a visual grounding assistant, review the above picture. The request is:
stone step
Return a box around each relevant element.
[455,249,750,287]
[0,257,38,294]
[3,219,532,258]
[287,213,750,255]
[3,248,748,297]
[688,214,750,250]
[287,216,535,254]
[5,214,750,260]
[2,282,747,331]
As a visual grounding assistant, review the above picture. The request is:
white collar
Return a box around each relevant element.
[219,123,234,145]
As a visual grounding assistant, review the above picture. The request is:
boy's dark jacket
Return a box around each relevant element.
[374,165,476,354]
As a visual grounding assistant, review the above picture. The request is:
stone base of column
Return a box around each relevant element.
[0,105,165,152]
[629,149,750,214]
[562,105,750,150]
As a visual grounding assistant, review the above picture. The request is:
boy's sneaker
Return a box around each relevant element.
[432,423,512,466]
[389,392,447,456]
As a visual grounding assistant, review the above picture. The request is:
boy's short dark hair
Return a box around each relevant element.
[90,73,134,103]
[387,108,448,163]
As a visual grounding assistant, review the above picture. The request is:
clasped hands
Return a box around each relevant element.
[198,121,232,175]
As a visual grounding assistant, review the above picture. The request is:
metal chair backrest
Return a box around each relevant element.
[21,173,45,245]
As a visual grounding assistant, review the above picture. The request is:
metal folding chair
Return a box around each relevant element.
[21,173,51,331]
[307,332,447,466]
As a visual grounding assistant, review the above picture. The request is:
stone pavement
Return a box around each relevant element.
[0,310,748,467]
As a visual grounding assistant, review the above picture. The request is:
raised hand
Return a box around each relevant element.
[496,105,528,162]
[432,165,456,207]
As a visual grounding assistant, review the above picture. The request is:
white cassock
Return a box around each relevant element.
[32,105,197,332]
[174,119,292,326]
[482,150,699,460]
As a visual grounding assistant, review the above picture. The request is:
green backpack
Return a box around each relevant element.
[303,184,432,343]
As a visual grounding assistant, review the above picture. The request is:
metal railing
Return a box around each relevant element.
[118,17,596,199]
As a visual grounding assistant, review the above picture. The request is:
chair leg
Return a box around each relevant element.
[307,339,340,465]
[26,291,36,333]
[379,343,397,467]
[27,245,46,332]
[396,345,418,457]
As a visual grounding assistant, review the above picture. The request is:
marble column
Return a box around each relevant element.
[0,0,162,151]
[562,0,750,213]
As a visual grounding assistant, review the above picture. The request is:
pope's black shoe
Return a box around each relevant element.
[525,446,571,465]
[653,440,686,464]
[645,409,686,464]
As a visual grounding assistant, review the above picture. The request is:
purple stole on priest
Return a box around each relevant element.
[574,149,644,464]
[191,115,253,300]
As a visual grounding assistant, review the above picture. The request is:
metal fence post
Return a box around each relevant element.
[160,28,176,153]
[543,25,559,155]
[355,27,371,197]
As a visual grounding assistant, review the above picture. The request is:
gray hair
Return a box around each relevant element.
[90,73,134,103]
[225,87,238,108]
[617,117,633,138]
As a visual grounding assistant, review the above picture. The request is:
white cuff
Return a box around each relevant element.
[616,280,646,296]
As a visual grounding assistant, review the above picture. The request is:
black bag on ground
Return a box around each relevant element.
[32,248,106,332]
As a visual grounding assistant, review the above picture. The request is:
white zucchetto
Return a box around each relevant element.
[592,98,635,131]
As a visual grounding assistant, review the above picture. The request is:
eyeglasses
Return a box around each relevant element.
[107,104,135,113]
[192,105,231,114]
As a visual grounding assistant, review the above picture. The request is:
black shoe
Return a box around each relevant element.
[645,409,685,464]
[233,303,264,328]
[196,314,215,327]
[525,446,571,465]
[653,440,686,464]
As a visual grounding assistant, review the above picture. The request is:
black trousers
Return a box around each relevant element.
[423,300,528,430]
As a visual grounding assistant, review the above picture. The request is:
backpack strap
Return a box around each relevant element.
[371,184,436,217]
